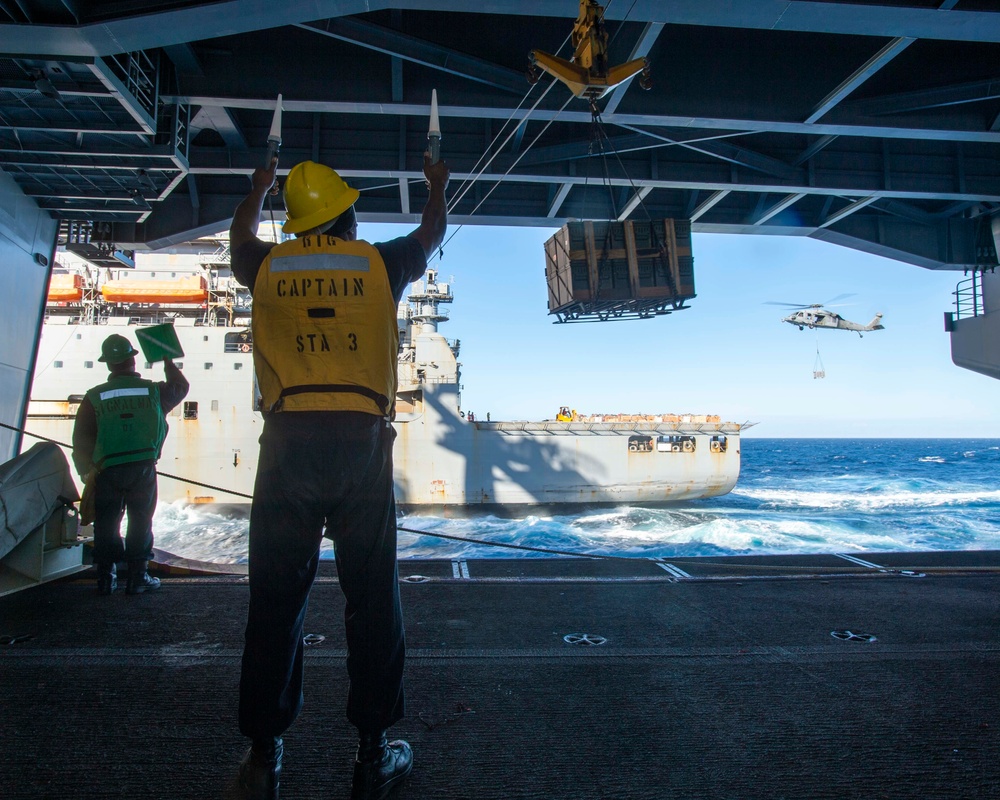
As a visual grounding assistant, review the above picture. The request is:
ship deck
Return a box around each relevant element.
[1,551,999,799]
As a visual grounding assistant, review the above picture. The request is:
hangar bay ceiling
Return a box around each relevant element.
[0,1,999,271]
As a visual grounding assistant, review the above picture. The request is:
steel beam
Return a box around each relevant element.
[805,37,914,124]
[518,128,799,179]
[0,121,146,135]
[849,77,1000,116]
[547,182,572,218]
[690,190,730,221]
[4,2,1000,60]
[754,193,807,225]
[295,19,526,94]
[190,105,247,150]
[793,134,839,166]
[161,95,1000,144]
[819,195,877,228]
[87,57,155,134]
[180,154,1000,205]
[616,187,652,222]
[601,22,662,116]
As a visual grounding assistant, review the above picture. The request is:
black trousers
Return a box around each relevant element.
[239,411,404,741]
[92,460,158,567]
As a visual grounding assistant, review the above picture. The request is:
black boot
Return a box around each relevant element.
[126,560,161,594]
[351,731,412,800]
[238,737,283,800]
[96,563,117,595]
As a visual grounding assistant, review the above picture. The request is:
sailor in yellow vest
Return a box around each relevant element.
[229,152,448,800]
[71,334,189,595]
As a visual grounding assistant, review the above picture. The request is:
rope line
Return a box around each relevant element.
[432,92,576,263]
[445,6,582,215]
[446,78,557,214]
[3,420,255,499]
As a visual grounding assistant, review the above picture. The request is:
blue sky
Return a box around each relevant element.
[363,221,998,438]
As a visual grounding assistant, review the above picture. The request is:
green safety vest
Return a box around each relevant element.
[86,376,168,469]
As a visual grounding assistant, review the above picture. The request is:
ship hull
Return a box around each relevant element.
[27,275,742,511]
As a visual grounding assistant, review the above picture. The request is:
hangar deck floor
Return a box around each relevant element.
[1,552,998,799]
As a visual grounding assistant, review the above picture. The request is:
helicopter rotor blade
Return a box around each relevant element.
[823,293,857,305]
[763,301,815,308]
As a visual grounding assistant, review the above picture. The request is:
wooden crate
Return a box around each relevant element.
[544,219,695,322]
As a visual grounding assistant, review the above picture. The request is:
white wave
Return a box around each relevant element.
[734,486,1000,511]
[149,488,1000,564]
[153,501,250,563]
[918,456,946,463]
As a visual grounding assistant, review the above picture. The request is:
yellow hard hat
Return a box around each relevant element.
[282,161,360,234]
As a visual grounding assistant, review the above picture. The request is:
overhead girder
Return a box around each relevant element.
[190,105,248,150]
[178,135,1000,205]
[4,1,1000,57]
[0,2,996,272]
[162,95,1000,145]
[295,19,526,94]
[804,37,914,124]
[602,22,664,116]
[847,77,1000,117]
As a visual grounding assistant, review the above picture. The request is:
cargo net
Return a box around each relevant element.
[544,219,695,323]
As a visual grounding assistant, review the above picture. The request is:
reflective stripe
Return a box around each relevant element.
[99,387,151,401]
[270,253,370,273]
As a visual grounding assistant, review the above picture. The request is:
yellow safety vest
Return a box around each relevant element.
[252,234,398,416]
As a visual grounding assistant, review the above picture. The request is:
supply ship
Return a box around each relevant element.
[25,244,747,511]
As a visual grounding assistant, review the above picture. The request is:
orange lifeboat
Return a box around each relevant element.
[47,273,83,303]
[101,275,208,304]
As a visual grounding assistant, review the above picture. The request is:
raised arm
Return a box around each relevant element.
[159,358,190,413]
[230,158,278,251]
[409,153,450,260]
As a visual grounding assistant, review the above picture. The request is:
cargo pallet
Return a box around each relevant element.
[544,219,695,322]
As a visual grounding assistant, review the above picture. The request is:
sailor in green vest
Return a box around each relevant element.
[229,149,448,800]
[71,333,189,595]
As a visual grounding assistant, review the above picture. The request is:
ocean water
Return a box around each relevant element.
[152,439,1000,564]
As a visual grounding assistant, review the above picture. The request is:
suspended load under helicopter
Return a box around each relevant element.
[813,344,826,379]
[527,0,651,99]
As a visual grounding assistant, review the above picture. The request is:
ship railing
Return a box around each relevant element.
[417,376,456,385]
[486,421,739,435]
[200,244,231,265]
[953,273,986,320]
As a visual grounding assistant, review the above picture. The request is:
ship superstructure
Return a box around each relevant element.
[26,245,746,511]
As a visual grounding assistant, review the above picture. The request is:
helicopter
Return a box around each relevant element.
[766,295,885,337]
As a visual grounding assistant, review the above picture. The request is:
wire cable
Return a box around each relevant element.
[446,78,557,214]
[432,91,576,263]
